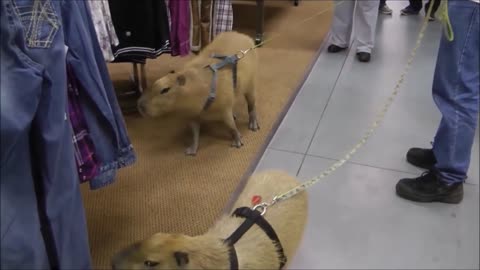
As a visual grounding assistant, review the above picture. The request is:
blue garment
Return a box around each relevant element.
[432,0,479,184]
[0,0,92,268]
[63,0,136,189]
[1,0,136,268]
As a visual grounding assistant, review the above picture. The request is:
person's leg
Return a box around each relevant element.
[379,0,393,15]
[432,1,479,186]
[401,0,423,15]
[431,0,441,15]
[329,0,355,51]
[396,0,479,204]
[425,0,441,20]
[355,0,379,61]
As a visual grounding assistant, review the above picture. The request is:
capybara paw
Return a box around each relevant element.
[249,119,260,131]
[185,147,198,156]
[231,139,244,148]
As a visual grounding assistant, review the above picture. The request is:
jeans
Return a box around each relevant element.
[432,0,479,185]
[1,0,136,268]
[1,0,92,268]
[64,0,136,189]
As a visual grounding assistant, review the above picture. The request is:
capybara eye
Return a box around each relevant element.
[144,260,159,267]
[160,88,171,94]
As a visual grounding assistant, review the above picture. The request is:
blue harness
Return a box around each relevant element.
[203,54,240,110]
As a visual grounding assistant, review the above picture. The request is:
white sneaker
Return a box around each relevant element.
[379,4,393,15]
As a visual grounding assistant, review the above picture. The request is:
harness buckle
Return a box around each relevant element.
[235,49,248,60]
[252,202,268,216]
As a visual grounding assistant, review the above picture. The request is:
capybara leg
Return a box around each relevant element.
[185,121,200,156]
[245,91,259,131]
[223,111,243,148]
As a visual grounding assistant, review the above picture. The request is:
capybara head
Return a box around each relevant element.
[137,69,205,117]
[111,233,193,270]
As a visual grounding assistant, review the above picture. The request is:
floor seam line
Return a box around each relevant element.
[303,153,422,175]
[296,42,353,177]
[268,147,306,156]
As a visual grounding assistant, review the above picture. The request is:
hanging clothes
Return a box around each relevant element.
[1,0,137,266]
[165,0,172,29]
[213,0,234,37]
[1,0,93,268]
[190,0,213,52]
[108,0,171,60]
[86,0,119,62]
[69,0,137,190]
[67,63,100,183]
[190,0,233,52]
[168,0,191,56]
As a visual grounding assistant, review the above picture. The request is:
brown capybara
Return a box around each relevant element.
[137,31,259,156]
[111,170,308,269]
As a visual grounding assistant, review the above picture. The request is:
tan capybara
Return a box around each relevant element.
[111,170,308,269]
[137,31,259,156]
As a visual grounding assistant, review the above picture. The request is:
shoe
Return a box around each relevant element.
[427,15,436,21]
[356,52,371,62]
[396,171,464,204]
[379,4,393,15]
[401,6,420,15]
[327,44,347,53]
[406,147,436,170]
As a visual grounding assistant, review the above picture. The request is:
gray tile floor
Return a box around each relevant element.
[255,3,479,269]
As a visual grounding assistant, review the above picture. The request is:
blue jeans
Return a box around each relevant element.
[432,0,479,185]
[1,0,135,268]
[1,0,92,268]
[63,0,136,189]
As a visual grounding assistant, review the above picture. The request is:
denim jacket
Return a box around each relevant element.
[1,0,135,268]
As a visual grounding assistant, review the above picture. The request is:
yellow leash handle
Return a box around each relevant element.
[439,0,454,41]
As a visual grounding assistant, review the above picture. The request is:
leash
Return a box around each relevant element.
[248,0,455,216]
[235,1,346,59]
[439,0,454,41]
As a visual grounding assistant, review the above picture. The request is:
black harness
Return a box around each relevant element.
[203,54,240,111]
[223,207,288,270]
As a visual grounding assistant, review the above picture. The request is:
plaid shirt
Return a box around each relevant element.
[213,0,233,37]
[66,64,100,183]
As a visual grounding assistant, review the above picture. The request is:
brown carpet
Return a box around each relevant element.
[81,1,333,268]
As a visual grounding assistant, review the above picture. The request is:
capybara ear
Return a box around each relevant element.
[173,251,189,267]
[176,75,186,86]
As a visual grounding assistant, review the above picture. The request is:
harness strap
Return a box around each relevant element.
[226,243,239,270]
[203,54,239,111]
[211,54,238,89]
[224,207,288,270]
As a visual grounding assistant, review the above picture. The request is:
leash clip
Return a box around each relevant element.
[252,202,269,216]
[235,49,249,60]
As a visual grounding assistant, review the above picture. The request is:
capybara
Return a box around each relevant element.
[137,31,259,155]
[112,170,308,269]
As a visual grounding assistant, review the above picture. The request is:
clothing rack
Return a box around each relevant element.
[116,62,148,114]
[115,0,302,114]
[253,0,301,45]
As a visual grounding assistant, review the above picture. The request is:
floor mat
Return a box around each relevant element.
[81,1,333,267]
